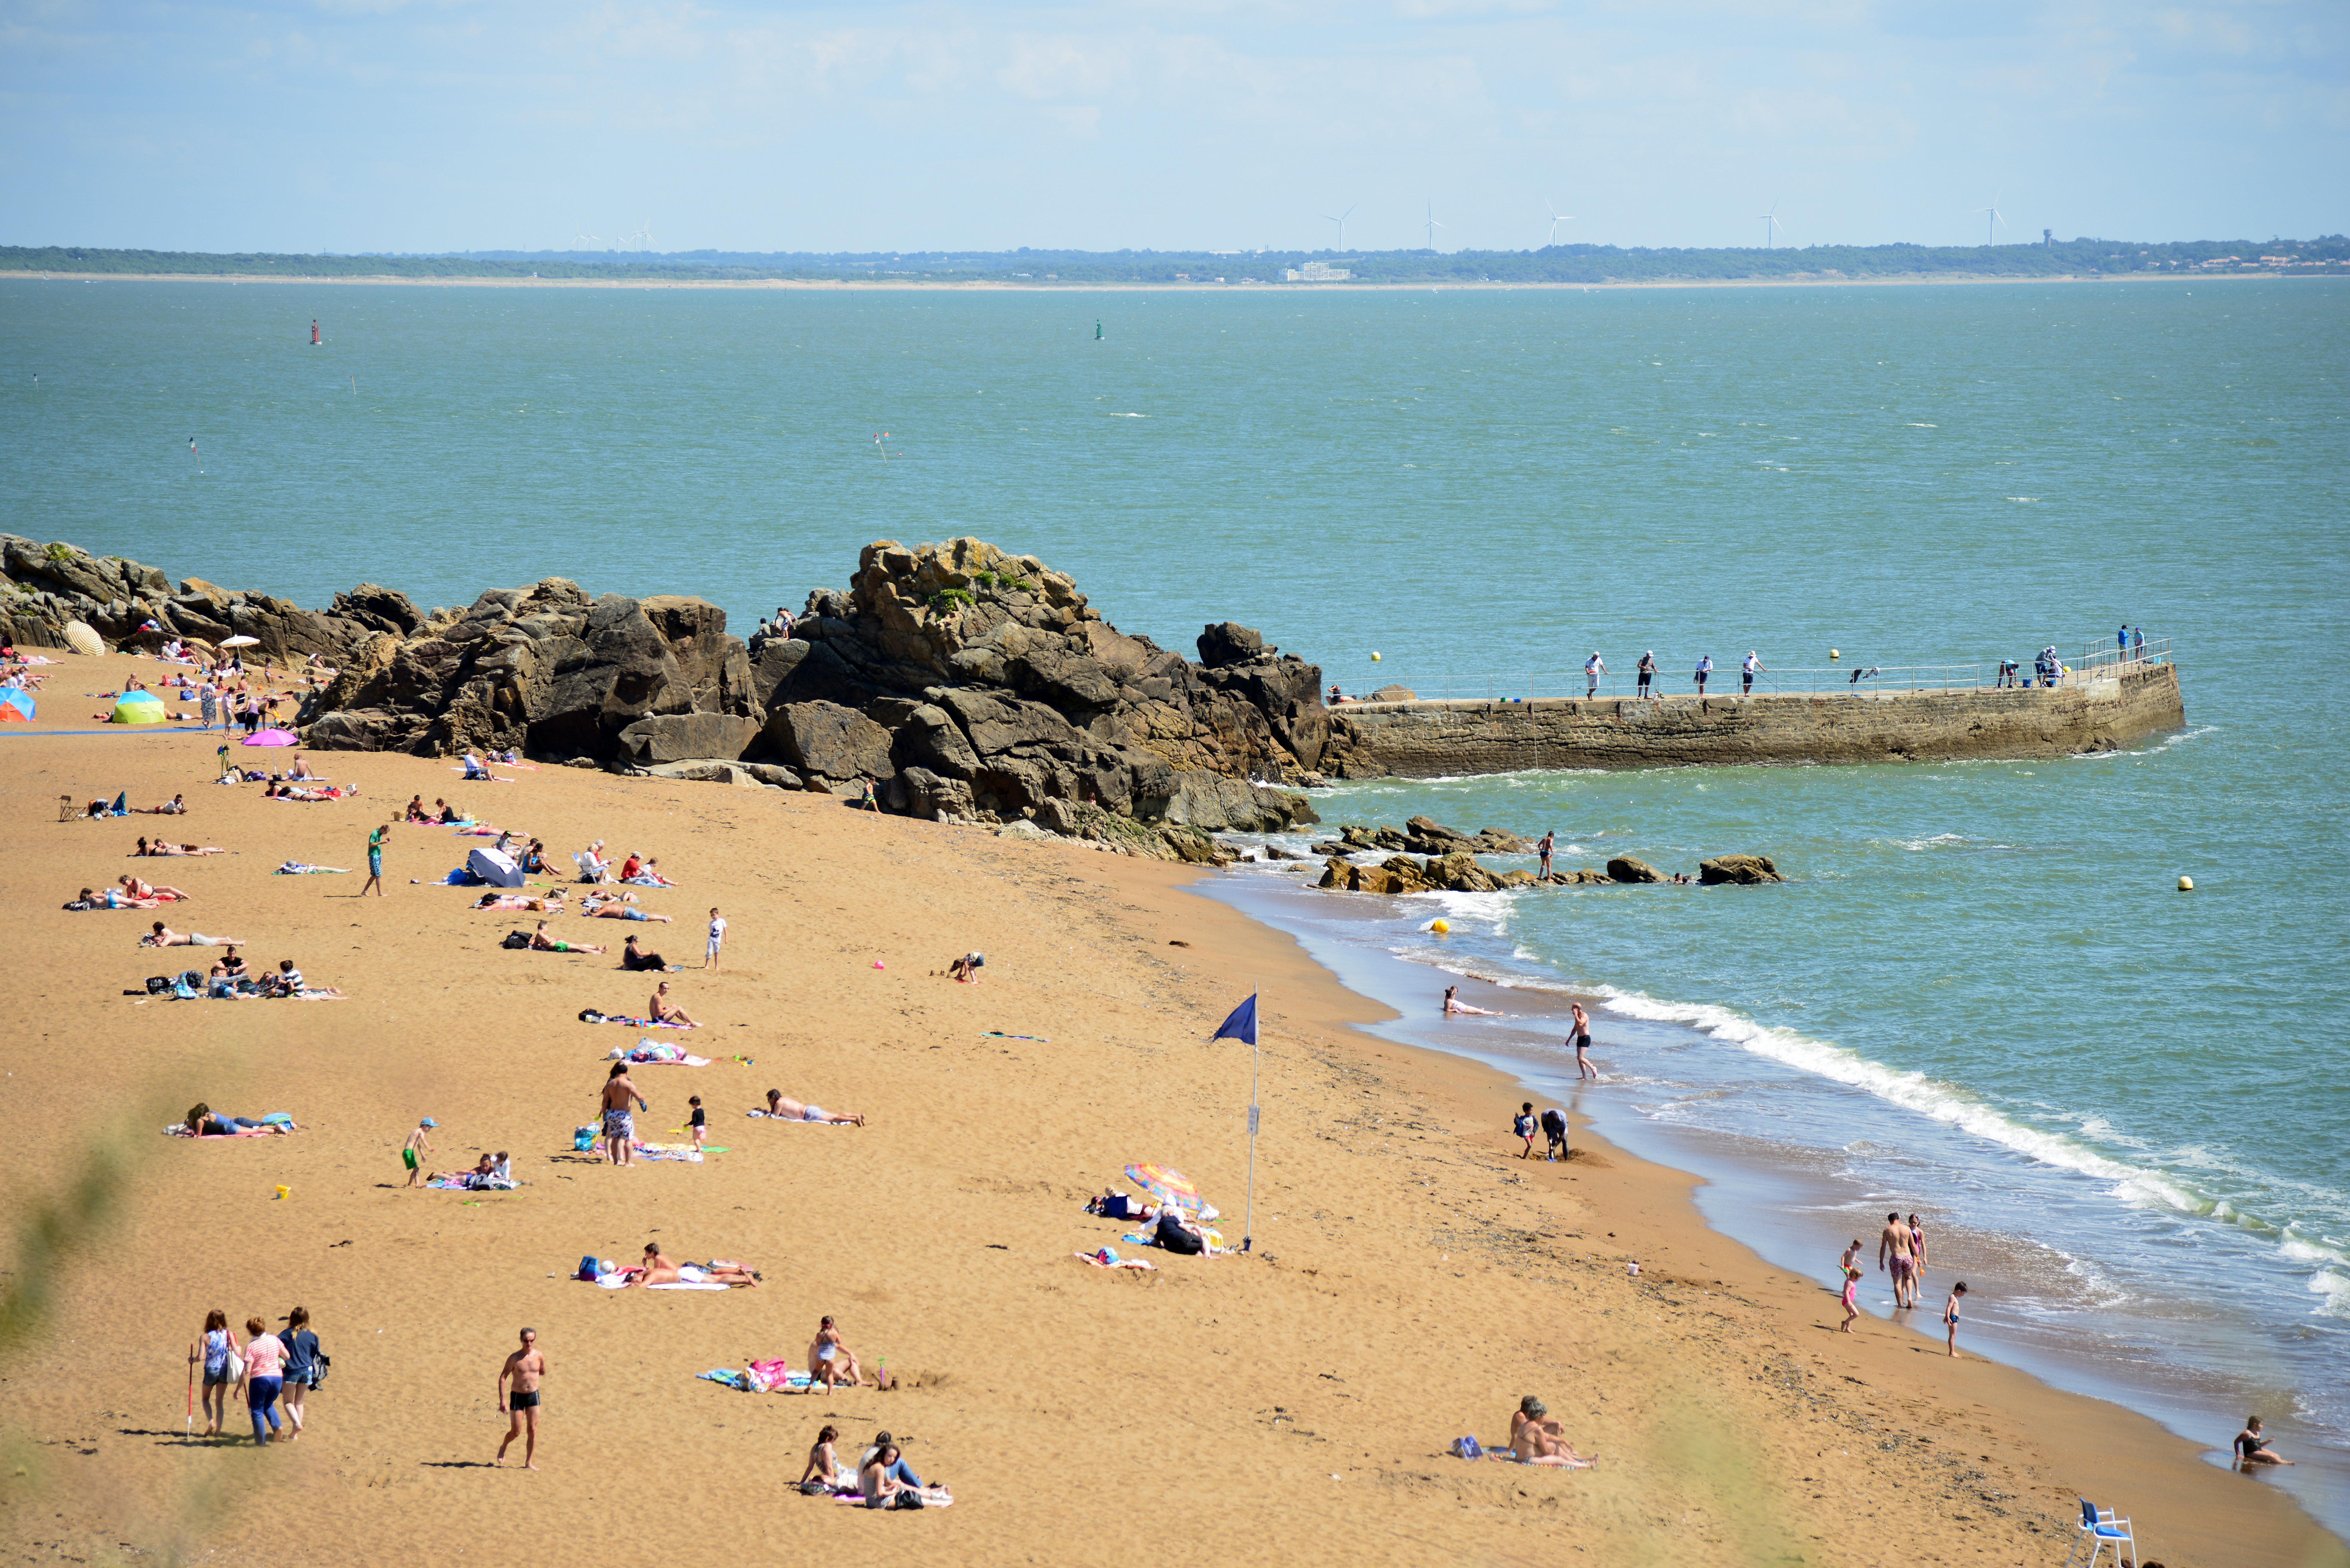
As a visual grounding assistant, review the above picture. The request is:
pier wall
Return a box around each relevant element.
[1323,663,2185,777]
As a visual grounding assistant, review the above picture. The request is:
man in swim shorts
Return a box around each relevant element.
[1878,1211,1917,1309]
[363,822,387,898]
[1570,1001,1596,1081]
[402,1117,436,1188]
[495,1328,545,1469]
[600,1064,647,1167]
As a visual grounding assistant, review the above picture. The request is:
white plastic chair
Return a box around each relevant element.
[2062,1497,2135,1568]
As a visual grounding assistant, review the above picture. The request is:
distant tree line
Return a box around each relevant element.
[5,237,2345,286]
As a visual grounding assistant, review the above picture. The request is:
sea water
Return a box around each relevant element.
[2,275,2344,1529]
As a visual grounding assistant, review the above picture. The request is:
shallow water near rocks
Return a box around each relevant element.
[3,274,2344,1533]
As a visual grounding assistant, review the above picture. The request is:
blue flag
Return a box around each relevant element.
[1212,993,1258,1046]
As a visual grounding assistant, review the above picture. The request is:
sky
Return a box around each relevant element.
[2,0,2345,255]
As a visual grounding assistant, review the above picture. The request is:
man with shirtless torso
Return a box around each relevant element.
[1878,1211,1917,1309]
[495,1329,545,1469]
[649,981,698,1027]
[600,1064,647,1167]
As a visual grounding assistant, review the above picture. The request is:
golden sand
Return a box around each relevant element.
[1,652,2339,1567]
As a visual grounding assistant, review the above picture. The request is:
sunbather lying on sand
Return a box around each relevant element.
[131,795,188,815]
[179,1102,295,1137]
[122,875,191,902]
[760,1090,865,1126]
[529,921,604,956]
[648,982,698,1026]
[626,1244,761,1288]
[621,857,677,887]
[474,891,564,913]
[146,922,247,948]
[583,899,671,923]
[1506,1398,1594,1467]
[135,838,225,857]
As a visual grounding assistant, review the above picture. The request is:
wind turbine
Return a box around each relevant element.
[1757,201,1784,248]
[1974,193,2007,246]
[1425,201,1446,252]
[1322,204,1356,253]
[574,232,602,249]
[1545,202,1574,247]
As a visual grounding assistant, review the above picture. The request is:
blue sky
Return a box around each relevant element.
[3,1,2344,254]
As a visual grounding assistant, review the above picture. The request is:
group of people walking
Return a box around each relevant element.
[191,1307,324,1442]
[1836,1213,1967,1357]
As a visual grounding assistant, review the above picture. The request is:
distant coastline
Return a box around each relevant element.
[5,268,2324,292]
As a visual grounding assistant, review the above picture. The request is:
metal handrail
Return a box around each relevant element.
[1331,638,2174,706]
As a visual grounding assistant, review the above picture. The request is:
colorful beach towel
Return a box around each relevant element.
[611,1039,711,1067]
[578,1009,693,1029]
[275,862,351,875]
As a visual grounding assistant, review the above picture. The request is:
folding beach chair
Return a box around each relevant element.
[2061,1497,2135,1568]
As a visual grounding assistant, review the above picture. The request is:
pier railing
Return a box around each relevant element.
[1336,639,2172,706]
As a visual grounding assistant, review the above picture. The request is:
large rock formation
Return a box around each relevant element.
[6,533,1326,856]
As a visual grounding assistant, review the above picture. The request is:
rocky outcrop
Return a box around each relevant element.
[0,535,381,663]
[1606,856,1666,884]
[1699,854,1785,885]
[1328,819,1531,857]
[17,532,1328,853]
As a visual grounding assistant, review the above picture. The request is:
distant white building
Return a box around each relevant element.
[1283,261,1353,282]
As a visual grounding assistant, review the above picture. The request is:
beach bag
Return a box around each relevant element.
[145,975,171,994]
[894,1492,926,1511]
[501,931,531,950]
[578,1008,607,1023]
[573,1126,597,1152]
[308,1350,329,1390]
[798,1480,827,1497]
[576,1255,599,1281]
[1450,1436,1483,1460]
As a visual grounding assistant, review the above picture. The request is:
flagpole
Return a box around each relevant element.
[1244,1017,1259,1254]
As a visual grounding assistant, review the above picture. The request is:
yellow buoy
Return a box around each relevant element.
[1430,919,1450,934]
[2178,876,2194,891]
[1371,651,1382,661]
[1829,648,1841,660]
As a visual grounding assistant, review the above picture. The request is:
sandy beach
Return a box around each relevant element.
[2,651,2341,1567]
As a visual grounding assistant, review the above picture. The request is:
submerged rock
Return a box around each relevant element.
[1606,856,1666,884]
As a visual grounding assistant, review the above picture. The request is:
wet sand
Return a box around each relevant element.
[0,651,2339,1567]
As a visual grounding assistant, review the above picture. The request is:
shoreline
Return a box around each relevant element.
[1,650,2340,1565]
[1201,860,2350,1537]
[4,269,2327,293]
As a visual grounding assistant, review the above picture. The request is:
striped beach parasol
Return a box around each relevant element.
[1123,1163,1205,1213]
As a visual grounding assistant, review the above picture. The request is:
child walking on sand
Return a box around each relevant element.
[402,1118,436,1187]
[1839,1240,1863,1332]
[689,1095,706,1152]
[1513,1102,1537,1159]
[1943,1282,1968,1357]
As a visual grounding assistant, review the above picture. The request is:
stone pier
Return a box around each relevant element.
[1322,662,2185,778]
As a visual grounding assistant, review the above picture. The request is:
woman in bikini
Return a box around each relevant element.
[1507,1398,1594,1467]
[762,1090,865,1126]
[121,874,191,903]
[147,922,249,948]
[799,1425,850,1492]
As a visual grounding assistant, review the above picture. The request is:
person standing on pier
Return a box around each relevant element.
[2132,626,2145,659]
[1693,655,1714,696]
[2118,623,2130,657]
[1742,651,1767,694]
[1584,652,1606,698]
[1637,651,1656,698]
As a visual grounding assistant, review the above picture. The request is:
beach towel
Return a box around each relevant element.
[274,862,350,875]
[1074,1249,1158,1271]
[831,1492,953,1510]
[611,1039,711,1067]
[577,1009,693,1029]
[597,1276,729,1290]
[628,1141,725,1162]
